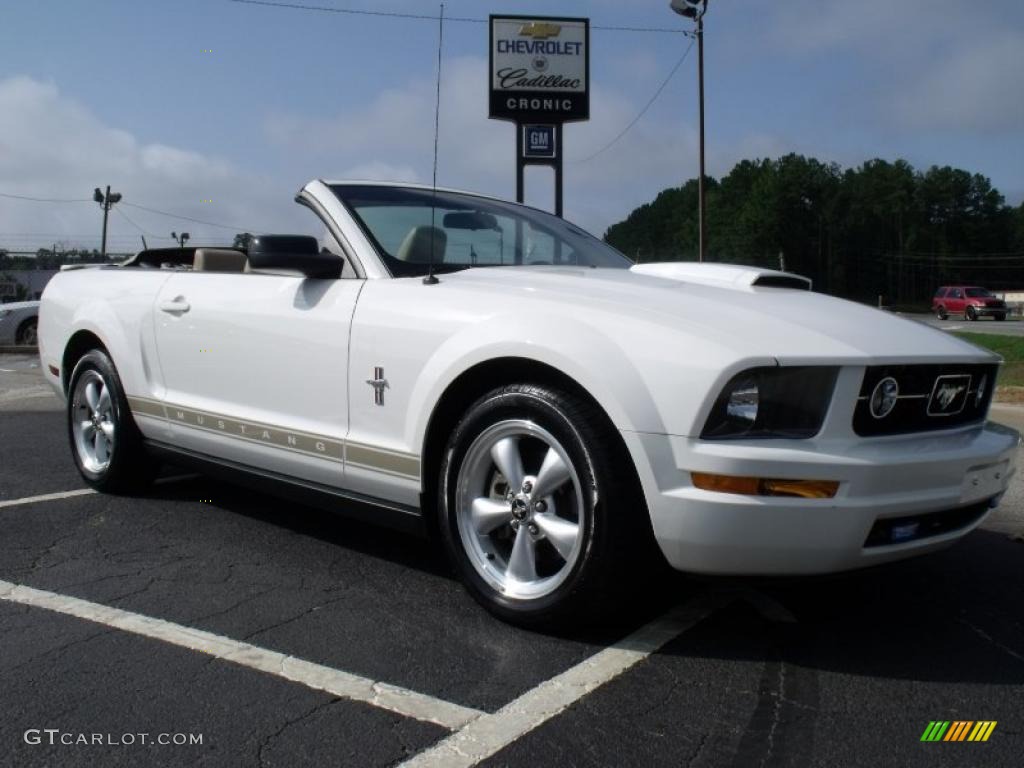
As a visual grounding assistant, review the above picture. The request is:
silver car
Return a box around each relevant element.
[0,301,40,346]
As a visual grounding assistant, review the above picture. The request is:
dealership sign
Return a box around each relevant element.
[489,15,590,123]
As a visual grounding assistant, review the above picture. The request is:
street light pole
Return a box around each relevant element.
[670,0,709,262]
[93,185,123,259]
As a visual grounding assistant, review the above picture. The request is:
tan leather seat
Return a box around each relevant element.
[396,226,447,264]
[193,248,248,273]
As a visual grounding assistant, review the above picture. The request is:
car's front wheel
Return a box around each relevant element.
[996,312,1007,321]
[966,306,978,321]
[935,305,948,320]
[67,349,157,493]
[439,383,651,626]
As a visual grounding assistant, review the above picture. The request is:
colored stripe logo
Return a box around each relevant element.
[920,721,997,742]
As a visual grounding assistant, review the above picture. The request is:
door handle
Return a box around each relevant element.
[159,297,191,314]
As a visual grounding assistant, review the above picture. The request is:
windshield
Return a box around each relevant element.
[964,288,994,298]
[331,184,632,277]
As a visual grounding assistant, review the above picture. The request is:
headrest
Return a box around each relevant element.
[396,226,447,264]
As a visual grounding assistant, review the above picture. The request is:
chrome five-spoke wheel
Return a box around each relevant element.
[441,382,651,624]
[72,370,116,473]
[454,419,584,600]
[67,349,157,492]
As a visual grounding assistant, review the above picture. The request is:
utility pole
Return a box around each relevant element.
[695,10,706,262]
[93,186,122,259]
[670,0,709,262]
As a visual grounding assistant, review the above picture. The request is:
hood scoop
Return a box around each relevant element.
[630,262,812,291]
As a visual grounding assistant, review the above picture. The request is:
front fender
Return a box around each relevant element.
[405,311,664,453]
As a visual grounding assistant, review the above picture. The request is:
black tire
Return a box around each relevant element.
[16,317,38,346]
[935,306,947,320]
[996,313,1007,321]
[966,306,977,321]
[438,383,656,626]
[67,349,157,493]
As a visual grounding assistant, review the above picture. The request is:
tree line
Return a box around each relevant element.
[0,248,122,270]
[603,155,1024,304]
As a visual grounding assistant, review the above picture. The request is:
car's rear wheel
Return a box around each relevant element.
[67,349,157,493]
[16,317,38,346]
[966,306,977,321]
[996,312,1007,321]
[935,306,947,320]
[439,383,651,626]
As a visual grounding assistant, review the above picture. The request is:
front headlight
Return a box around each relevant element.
[701,366,839,440]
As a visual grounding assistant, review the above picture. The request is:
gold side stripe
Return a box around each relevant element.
[346,443,420,478]
[128,397,167,419]
[127,396,419,478]
[131,396,340,443]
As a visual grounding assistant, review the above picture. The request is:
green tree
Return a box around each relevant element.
[603,155,1018,303]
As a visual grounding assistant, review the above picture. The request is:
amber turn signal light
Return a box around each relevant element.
[691,472,839,499]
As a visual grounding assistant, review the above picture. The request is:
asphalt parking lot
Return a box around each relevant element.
[2,352,1023,767]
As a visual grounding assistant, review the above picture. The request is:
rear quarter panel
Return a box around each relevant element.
[40,269,172,420]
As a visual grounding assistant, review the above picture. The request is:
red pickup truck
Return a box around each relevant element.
[932,286,1008,321]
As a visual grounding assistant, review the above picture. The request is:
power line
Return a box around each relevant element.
[227,0,694,34]
[113,206,174,239]
[1,190,252,232]
[876,256,1024,264]
[0,192,92,203]
[571,37,696,164]
[120,202,252,231]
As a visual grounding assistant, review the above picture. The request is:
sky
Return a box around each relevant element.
[1,0,1022,253]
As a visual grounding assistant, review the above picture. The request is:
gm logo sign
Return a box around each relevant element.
[523,124,556,159]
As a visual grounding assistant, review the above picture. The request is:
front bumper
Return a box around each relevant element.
[972,305,1007,316]
[625,421,1020,575]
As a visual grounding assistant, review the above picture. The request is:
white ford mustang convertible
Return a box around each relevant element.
[39,181,1019,624]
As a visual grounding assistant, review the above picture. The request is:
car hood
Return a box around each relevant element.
[440,264,996,365]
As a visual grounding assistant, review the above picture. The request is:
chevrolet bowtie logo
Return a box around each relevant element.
[519,22,562,39]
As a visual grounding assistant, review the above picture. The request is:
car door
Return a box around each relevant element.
[153,256,362,488]
[946,288,965,314]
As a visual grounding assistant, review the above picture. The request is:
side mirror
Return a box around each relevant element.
[247,235,342,279]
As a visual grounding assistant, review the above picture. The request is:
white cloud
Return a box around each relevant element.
[892,31,1024,134]
[0,76,306,253]
[763,0,1024,136]
[263,55,777,236]
[0,63,797,253]
[338,162,421,183]
[766,0,968,54]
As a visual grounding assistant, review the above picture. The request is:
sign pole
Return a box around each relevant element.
[516,125,525,204]
[554,123,564,217]
[489,15,589,218]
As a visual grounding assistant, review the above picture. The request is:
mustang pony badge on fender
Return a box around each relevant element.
[366,367,388,406]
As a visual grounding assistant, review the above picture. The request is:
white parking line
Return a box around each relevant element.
[0,579,483,730]
[0,476,199,510]
[0,388,57,404]
[0,488,96,509]
[400,596,724,768]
